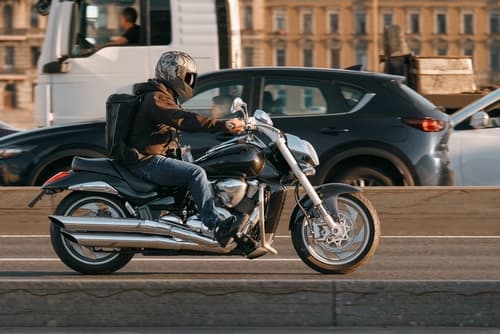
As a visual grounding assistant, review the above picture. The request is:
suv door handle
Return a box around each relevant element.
[216,133,235,141]
[320,127,349,135]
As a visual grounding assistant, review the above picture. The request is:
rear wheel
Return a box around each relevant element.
[50,192,134,274]
[291,192,380,274]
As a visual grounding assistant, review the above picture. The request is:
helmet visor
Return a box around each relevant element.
[184,72,197,89]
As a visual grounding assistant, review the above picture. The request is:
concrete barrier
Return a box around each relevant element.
[0,279,498,327]
[1,187,499,236]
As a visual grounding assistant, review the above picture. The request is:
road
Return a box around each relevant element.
[1,234,499,280]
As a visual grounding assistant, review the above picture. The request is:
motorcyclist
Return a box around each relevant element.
[127,51,245,247]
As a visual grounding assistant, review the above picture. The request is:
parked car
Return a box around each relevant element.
[449,89,500,185]
[0,67,453,186]
[0,121,19,138]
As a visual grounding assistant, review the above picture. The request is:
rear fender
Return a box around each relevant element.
[288,183,360,230]
[41,171,157,203]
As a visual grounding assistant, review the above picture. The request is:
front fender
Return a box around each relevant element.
[288,183,360,230]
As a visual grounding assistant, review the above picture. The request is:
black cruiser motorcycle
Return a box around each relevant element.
[30,98,380,274]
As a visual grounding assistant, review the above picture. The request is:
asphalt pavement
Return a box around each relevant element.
[0,235,499,280]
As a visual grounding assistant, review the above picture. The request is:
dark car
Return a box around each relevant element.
[0,67,452,186]
[0,121,19,138]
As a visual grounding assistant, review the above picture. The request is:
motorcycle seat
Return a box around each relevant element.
[71,157,157,194]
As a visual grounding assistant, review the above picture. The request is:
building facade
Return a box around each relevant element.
[0,0,47,119]
[241,0,500,86]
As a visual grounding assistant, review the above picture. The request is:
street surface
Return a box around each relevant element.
[1,327,500,334]
[0,235,499,280]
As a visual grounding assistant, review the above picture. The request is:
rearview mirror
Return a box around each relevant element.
[231,97,246,113]
[470,111,489,129]
[231,97,248,121]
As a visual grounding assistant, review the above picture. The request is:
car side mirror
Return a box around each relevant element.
[470,111,489,129]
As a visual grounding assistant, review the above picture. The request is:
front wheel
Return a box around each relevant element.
[291,192,380,274]
[50,192,134,274]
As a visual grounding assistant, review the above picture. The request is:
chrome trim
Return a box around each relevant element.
[124,202,137,217]
[258,184,278,255]
[68,182,119,195]
[62,232,230,254]
[50,215,221,247]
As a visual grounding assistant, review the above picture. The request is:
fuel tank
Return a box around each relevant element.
[196,143,265,178]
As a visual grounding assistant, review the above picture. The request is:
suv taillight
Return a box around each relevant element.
[402,118,445,132]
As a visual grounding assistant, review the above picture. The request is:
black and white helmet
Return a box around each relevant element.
[155,51,198,101]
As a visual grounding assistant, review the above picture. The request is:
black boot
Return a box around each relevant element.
[214,216,240,247]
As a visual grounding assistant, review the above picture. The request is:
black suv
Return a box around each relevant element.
[0,67,452,186]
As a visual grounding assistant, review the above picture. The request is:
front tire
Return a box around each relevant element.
[50,192,134,274]
[291,192,380,274]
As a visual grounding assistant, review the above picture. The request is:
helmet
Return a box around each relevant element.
[155,51,198,101]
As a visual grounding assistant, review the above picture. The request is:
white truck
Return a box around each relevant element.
[34,0,241,127]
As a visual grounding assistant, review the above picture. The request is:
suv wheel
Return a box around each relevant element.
[333,166,397,186]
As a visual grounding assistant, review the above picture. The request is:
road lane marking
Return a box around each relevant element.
[0,257,301,262]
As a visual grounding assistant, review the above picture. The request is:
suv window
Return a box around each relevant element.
[338,84,365,108]
[182,81,248,119]
[262,79,328,116]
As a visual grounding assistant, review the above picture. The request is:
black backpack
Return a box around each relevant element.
[105,93,142,162]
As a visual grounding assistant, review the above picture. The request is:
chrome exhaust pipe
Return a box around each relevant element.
[62,232,230,254]
[49,215,218,247]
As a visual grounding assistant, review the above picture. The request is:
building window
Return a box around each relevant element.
[383,13,393,27]
[244,5,253,30]
[274,12,286,32]
[276,48,286,66]
[437,46,448,56]
[491,13,500,34]
[330,48,341,68]
[464,46,474,58]
[463,14,473,34]
[303,48,313,67]
[409,13,420,34]
[31,46,41,67]
[303,88,314,109]
[31,5,39,28]
[5,46,14,68]
[436,13,447,34]
[355,12,366,35]
[491,44,500,71]
[4,5,14,34]
[329,13,339,34]
[302,13,313,34]
[244,47,253,67]
[355,46,367,68]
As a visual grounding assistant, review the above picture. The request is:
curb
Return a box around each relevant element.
[0,280,498,327]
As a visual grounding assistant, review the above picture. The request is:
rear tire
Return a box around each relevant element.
[50,192,134,274]
[291,192,380,274]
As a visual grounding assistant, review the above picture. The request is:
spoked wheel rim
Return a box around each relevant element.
[60,196,124,265]
[301,196,371,266]
[347,177,385,187]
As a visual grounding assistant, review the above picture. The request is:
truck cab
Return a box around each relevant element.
[34,0,240,126]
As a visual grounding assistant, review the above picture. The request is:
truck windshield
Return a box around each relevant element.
[71,0,171,57]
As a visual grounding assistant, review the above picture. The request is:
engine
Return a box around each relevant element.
[214,179,259,209]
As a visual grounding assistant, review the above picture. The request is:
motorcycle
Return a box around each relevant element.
[29,98,380,274]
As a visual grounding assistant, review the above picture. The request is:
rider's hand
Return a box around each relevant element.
[225,118,245,134]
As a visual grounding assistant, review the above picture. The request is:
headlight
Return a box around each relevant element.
[303,140,319,166]
[0,148,24,158]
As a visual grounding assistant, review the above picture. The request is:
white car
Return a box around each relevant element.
[449,89,500,185]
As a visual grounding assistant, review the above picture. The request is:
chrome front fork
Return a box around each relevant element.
[275,138,340,232]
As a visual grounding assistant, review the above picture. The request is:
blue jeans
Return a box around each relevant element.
[130,155,219,229]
